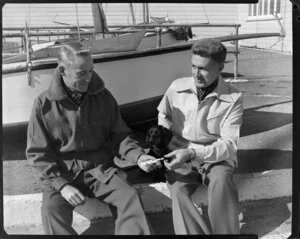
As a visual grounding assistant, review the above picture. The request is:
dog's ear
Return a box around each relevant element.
[146,129,151,145]
[146,126,156,145]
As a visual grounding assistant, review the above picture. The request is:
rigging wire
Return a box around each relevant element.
[25,4,32,51]
[75,4,81,42]
[201,4,210,24]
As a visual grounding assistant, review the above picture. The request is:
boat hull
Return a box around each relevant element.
[2,45,193,130]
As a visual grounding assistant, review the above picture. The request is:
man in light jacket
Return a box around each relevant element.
[158,38,243,234]
[26,42,158,235]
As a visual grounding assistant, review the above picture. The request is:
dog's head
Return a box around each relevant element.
[146,125,172,149]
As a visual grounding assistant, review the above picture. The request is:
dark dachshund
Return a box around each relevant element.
[146,125,173,158]
[145,125,173,181]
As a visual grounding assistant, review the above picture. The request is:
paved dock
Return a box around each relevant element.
[2,46,293,237]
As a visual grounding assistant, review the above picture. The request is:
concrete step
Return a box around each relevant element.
[4,197,292,238]
[3,168,292,231]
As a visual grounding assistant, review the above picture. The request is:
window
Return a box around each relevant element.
[248,0,281,19]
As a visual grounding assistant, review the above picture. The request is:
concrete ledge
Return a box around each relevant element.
[4,168,291,231]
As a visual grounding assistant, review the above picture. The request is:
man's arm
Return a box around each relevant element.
[157,86,173,130]
[26,98,69,191]
[105,90,159,172]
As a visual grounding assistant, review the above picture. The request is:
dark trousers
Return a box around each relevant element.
[41,170,152,235]
[165,161,240,235]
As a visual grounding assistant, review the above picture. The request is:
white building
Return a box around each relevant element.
[2,1,292,52]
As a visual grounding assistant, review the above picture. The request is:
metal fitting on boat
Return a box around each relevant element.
[26,62,32,86]
[156,27,162,48]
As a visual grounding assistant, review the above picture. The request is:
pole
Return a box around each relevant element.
[3,23,241,31]
[25,22,32,86]
[91,3,108,39]
[145,3,149,24]
[75,4,81,41]
[156,27,162,48]
[234,25,239,79]
[143,3,146,23]
[129,3,136,26]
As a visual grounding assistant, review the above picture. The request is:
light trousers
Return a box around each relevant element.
[166,161,240,234]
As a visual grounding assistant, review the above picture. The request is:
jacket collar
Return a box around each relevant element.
[46,67,105,101]
[176,75,233,103]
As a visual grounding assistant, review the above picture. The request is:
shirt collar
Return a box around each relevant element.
[176,75,233,103]
[46,67,105,101]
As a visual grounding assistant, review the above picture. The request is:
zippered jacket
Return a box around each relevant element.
[26,68,145,192]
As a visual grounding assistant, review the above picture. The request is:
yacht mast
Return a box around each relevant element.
[143,3,149,23]
[91,3,109,39]
[129,3,136,25]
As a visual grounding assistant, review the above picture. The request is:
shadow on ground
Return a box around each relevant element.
[237,99,292,173]
[79,212,175,235]
[241,100,292,137]
[237,149,292,173]
[240,197,291,238]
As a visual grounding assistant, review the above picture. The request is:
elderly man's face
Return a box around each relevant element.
[191,54,223,89]
[62,54,94,92]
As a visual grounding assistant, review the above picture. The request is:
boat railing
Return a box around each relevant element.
[3,22,242,75]
[2,16,284,79]
[2,8,285,73]
[3,22,241,51]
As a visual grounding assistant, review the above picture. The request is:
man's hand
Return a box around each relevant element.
[163,148,195,171]
[60,184,86,207]
[137,154,163,173]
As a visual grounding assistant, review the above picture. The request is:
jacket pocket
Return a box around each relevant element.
[206,115,223,135]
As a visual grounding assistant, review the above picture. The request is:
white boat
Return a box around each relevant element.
[2,4,285,130]
[2,3,194,129]
[2,41,193,128]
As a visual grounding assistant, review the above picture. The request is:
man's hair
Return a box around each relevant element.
[192,38,227,64]
[58,42,91,67]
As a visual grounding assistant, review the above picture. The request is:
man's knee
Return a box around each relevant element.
[119,185,140,203]
[42,193,72,217]
[169,181,190,199]
[208,164,234,188]
[127,186,139,197]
